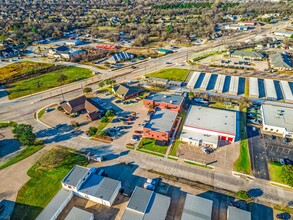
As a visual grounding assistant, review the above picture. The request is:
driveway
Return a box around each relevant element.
[247,126,269,180]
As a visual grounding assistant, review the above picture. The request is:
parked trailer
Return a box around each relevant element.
[228,76,239,95]
[214,74,226,93]
[264,79,277,101]
[280,80,293,103]
[249,77,259,98]
[187,71,201,90]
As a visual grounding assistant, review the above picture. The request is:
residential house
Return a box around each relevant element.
[0,47,19,59]
[112,83,145,100]
[59,96,103,121]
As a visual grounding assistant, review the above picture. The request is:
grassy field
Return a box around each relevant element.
[7,66,92,99]
[97,116,114,134]
[268,162,286,184]
[0,61,53,81]
[138,138,168,154]
[12,147,88,220]
[209,102,237,110]
[234,139,251,174]
[169,139,180,156]
[147,68,189,82]
[0,121,17,128]
[0,145,44,170]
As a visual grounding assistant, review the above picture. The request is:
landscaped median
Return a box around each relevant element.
[233,139,251,175]
[268,162,293,188]
[12,147,88,220]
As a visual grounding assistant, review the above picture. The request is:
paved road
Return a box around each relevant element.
[247,126,270,180]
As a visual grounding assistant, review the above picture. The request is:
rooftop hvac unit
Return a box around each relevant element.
[170,100,173,104]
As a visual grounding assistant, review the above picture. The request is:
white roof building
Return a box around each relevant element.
[180,105,238,148]
[261,104,293,138]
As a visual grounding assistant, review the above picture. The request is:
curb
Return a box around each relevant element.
[232,171,255,180]
[35,103,57,128]
[270,181,293,189]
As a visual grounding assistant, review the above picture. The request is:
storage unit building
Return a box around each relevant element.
[64,207,94,220]
[199,73,212,91]
[228,76,239,95]
[279,80,293,103]
[249,77,259,98]
[187,72,201,90]
[264,79,277,101]
[227,206,251,220]
[214,74,226,93]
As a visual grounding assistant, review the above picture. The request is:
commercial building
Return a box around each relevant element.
[62,165,121,207]
[249,77,259,98]
[64,207,94,220]
[264,79,277,101]
[107,52,135,63]
[0,47,20,59]
[181,194,213,220]
[121,186,171,220]
[274,30,293,38]
[112,83,145,100]
[261,104,293,138]
[180,106,238,148]
[230,50,264,60]
[228,76,239,95]
[270,53,292,71]
[187,72,201,90]
[227,206,251,220]
[279,80,293,103]
[65,40,82,46]
[59,96,103,121]
[199,73,212,91]
[143,93,184,113]
[143,108,178,143]
[214,74,226,93]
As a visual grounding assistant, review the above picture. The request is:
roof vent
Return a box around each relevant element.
[170,100,173,104]
[163,95,167,98]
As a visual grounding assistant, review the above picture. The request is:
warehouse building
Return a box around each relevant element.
[264,79,277,101]
[143,93,184,113]
[261,104,293,138]
[214,74,226,93]
[229,76,239,95]
[279,80,293,103]
[230,50,264,60]
[121,186,171,220]
[62,165,121,207]
[270,53,292,71]
[199,73,212,91]
[143,108,178,143]
[180,106,238,148]
[187,71,201,90]
[249,77,259,98]
[181,194,213,220]
[227,206,251,220]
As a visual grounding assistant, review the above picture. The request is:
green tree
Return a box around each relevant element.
[87,127,98,136]
[291,34,293,39]
[281,165,293,187]
[12,124,36,145]
[99,81,105,88]
[57,74,68,84]
[105,110,114,117]
[189,91,194,98]
[83,87,92,93]
[101,116,108,123]
[12,124,33,139]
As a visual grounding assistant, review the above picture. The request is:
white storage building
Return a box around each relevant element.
[180,105,238,148]
[264,79,277,101]
[249,77,259,98]
[279,80,293,103]
[199,73,211,91]
[214,74,226,93]
[187,72,201,90]
[228,76,239,95]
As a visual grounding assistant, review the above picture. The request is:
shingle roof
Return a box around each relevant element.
[113,84,139,99]
[62,165,89,188]
[270,53,292,69]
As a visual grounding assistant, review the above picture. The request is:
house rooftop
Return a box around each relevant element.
[184,105,237,136]
[145,93,184,106]
[113,83,142,99]
[145,109,178,133]
[122,187,171,220]
[64,207,93,220]
[79,174,121,201]
[62,165,89,188]
[181,194,213,220]
[262,104,293,132]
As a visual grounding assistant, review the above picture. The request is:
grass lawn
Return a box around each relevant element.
[268,162,286,184]
[37,108,46,119]
[209,102,236,110]
[0,145,44,170]
[234,139,251,174]
[0,61,53,81]
[169,139,180,156]
[146,68,189,82]
[138,138,168,154]
[12,147,88,220]
[7,66,92,99]
[0,121,17,128]
[97,116,114,134]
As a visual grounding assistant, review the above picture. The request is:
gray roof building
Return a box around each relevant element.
[270,53,292,70]
[64,207,94,220]
[145,109,178,133]
[231,50,264,60]
[249,77,259,98]
[121,187,171,220]
[187,72,201,90]
[264,79,277,100]
[279,80,293,103]
[36,189,73,220]
[113,83,144,100]
[79,174,121,202]
[62,165,89,188]
[181,194,213,220]
[145,93,184,106]
[227,206,251,220]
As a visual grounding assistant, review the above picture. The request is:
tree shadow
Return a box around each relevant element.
[247,188,263,199]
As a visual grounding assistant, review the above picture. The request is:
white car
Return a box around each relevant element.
[92,155,104,162]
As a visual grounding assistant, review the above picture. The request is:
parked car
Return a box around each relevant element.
[131,66,137,69]
[115,99,122,103]
[131,135,140,141]
[143,183,155,191]
[166,62,172,64]
[92,155,104,162]
[201,147,213,154]
[276,212,291,220]
[230,201,240,208]
[134,130,143,134]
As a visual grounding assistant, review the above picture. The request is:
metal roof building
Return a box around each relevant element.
[144,93,184,106]
[227,206,251,220]
[199,73,212,91]
[249,77,259,98]
[264,79,277,100]
[64,207,94,220]
[62,165,90,189]
[144,108,178,133]
[187,72,201,90]
[228,76,239,95]
[36,189,73,220]
[279,80,293,103]
[121,187,171,220]
[181,194,213,220]
[214,74,226,93]
[270,53,292,70]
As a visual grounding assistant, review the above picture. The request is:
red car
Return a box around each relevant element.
[134,130,143,134]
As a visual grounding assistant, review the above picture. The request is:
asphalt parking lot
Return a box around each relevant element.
[0,127,22,162]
